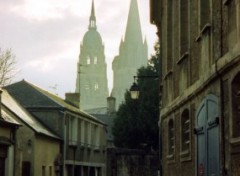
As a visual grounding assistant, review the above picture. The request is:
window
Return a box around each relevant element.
[231,72,240,138]
[181,109,190,156]
[87,56,90,65]
[68,117,73,142]
[22,161,31,176]
[199,0,210,30]
[180,0,189,55]
[81,120,85,144]
[69,117,77,145]
[85,122,88,145]
[49,166,52,176]
[94,83,99,90]
[168,118,174,157]
[78,120,81,143]
[95,125,100,147]
[88,123,92,147]
[0,157,5,176]
[228,0,237,49]
[42,166,46,176]
[167,0,173,71]
[94,56,97,64]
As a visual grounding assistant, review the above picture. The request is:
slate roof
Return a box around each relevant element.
[85,107,108,115]
[5,80,105,125]
[1,89,60,139]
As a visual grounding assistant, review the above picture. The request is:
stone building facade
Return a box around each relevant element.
[150,0,240,175]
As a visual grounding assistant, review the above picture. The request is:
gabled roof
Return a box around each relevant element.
[5,80,105,125]
[2,89,60,139]
[0,110,20,127]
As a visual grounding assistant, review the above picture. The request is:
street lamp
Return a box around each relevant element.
[129,75,159,99]
[129,76,140,99]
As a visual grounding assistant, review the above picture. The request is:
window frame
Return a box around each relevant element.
[180,108,191,161]
[167,117,175,161]
[231,71,240,140]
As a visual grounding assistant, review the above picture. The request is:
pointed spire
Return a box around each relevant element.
[124,0,143,43]
[89,0,97,30]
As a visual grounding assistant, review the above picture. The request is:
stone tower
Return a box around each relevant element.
[75,0,109,110]
[112,0,148,108]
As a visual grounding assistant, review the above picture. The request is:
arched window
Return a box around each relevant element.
[228,0,237,49]
[168,118,174,156]
[94,83,99,90]
[180,0,189,55]
[94,56,97,64]
[231,72,240,138]
[87,56,90,65]
[199,0,210,30]
[181,109,190,155]
[167,0,173,71]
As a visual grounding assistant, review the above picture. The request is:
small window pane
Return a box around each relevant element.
[232,72,240,138]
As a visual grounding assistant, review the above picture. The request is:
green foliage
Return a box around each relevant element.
[112,43,160,149]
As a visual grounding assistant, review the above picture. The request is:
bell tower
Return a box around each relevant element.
[75,0,109,110]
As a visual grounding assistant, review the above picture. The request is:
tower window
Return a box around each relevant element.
[94,83,99,90]
[94,56,98,64]
[87,56,90,65]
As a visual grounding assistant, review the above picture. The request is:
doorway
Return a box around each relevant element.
[195,94,220,176]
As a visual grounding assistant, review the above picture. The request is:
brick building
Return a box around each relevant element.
[150,0,240,175]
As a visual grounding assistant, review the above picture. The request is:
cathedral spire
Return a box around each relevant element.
[124,0,143,43]
[89,0,97,30]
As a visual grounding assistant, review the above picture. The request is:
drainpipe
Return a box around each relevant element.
[215,2,226,175]
[215,63,226,176]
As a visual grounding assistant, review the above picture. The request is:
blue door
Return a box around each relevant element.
[195,94,220,176]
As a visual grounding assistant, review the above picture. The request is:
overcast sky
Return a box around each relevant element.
[0,0,157,97]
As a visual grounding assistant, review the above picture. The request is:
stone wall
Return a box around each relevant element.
[107,148,159,176]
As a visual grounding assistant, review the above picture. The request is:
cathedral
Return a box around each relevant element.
[111,0,148,108]
[75,0,109,110]
[75,0,147,110]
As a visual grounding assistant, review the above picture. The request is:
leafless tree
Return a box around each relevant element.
[0,48,17,87]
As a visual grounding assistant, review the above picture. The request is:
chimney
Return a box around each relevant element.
[65,93,80,109]
[107,96,116,114]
